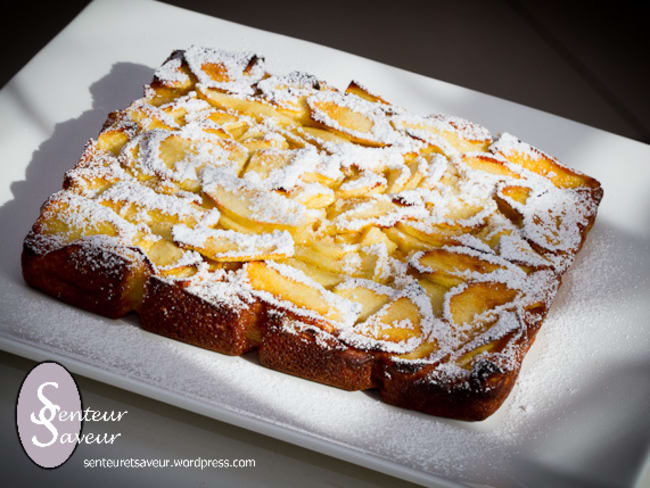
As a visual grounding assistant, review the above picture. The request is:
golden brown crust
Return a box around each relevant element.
[259,313,377,391]
[375,312,540,421]
[376,360,520,421]
[140,276,264,356]
[21,242,150,319]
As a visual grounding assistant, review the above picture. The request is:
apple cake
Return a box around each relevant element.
[22,46,603,420]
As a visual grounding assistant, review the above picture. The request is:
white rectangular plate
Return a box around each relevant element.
[1,1,649,486]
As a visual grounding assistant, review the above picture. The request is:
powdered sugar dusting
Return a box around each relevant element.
[22,46,603,419]
[183,45,265,95]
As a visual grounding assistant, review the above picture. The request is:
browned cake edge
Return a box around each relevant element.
[22,237,150,319]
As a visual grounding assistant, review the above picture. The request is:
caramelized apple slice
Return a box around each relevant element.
[245,261,358,328]
[35,191,138,244]
[282,258,344,289]
[257,71,323,125]
[411,248,505,287]
[456,340,499,369]
[98,180,207,240]
[345,81,390,105]
[147,54,196,106]
[359,226,398,254]
[393,114,491,154]
[202,167,320,237]
[173,225,294,261]
[461,153,520,179]
[396,221,464,247]
[355,296,422,343]
[97,128,130,156]
[307,91,398,147]
[447,281,518,326]
[197,87,295,126]
[495,184,531,227]
[183,46,265,95]
[491,133,599,189]
[334,279,394,322]
[383,226,431,253]
[151,52,195,91]
[397,340,438,360]
[336,172,387,199]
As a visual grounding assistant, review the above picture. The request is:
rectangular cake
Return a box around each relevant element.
[22,46,603,420]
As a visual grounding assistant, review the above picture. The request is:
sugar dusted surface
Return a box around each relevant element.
[4,227,649,487]
[2,5,647,487]
[21,46,604,375]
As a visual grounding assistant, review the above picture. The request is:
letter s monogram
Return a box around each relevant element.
[30,382,61,448]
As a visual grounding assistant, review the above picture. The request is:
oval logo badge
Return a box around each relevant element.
[16,361,82,468]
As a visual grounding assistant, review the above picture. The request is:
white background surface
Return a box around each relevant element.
[1,1,649,486]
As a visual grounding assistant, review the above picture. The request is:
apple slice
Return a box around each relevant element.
[417,279,447,316]
[446,281,518,326]
[293,237,354,274]
[297,126,352,149]
[491,133,599,190]
[359,226,398,254]
[495,184,531,227]
[334,279,394,322]
[383,226,431,253]
[257,71,323,125]
[392,113,491,154]
[344,81,391,105]
[456,341,499,369]
[97,128,130,156]
[307,90,399,147]
[282,258,344,289]
[331,196,421,232]
[461,153,520,179]
[173,225,294,262]
[202,167,320,236]
[397,340,437,360]
[355,296,422,343]
[245,261,358,328]
[35,191,137,244]
[336,172,387,199]
[244,148,293,181]
[206,110,250,138]
[151,52,195,91]
[64,146,127,196]
[197,87,295,127]
[98,180,207,240]
[396,221,464,247]
[137,236,199,278]
[283,183,335,209]
[411,248,505,287]
[183,47,265,94]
